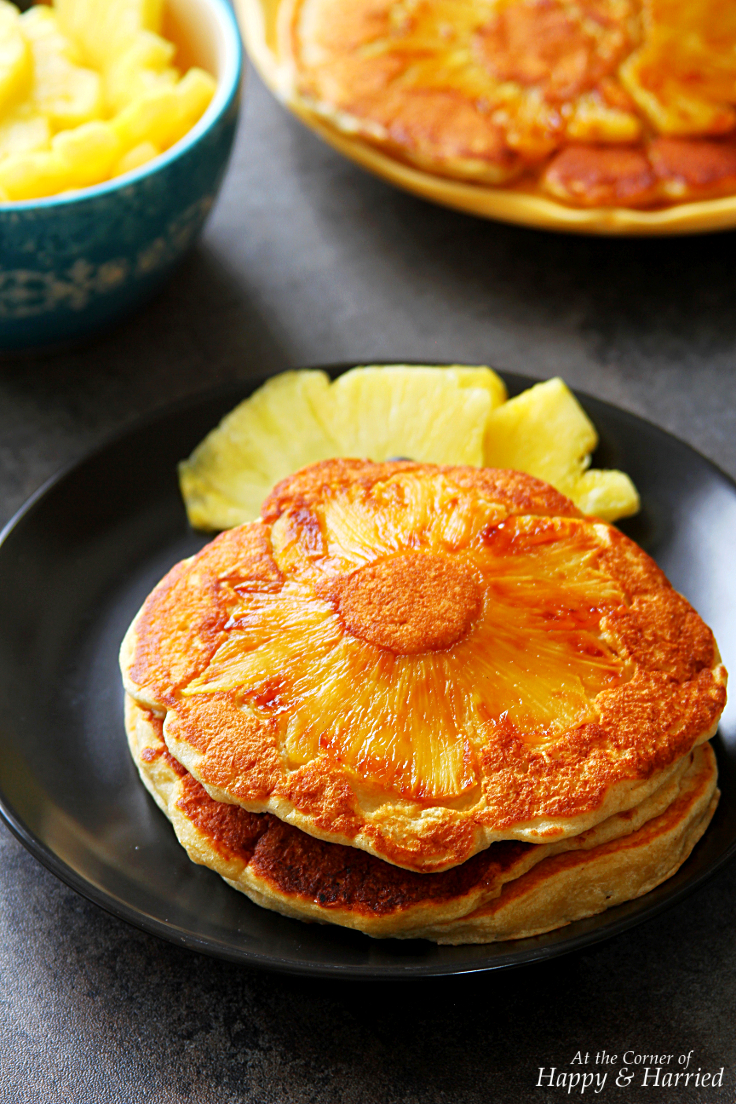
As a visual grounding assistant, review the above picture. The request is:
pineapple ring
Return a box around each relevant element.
[121,460,727,874]
[126,694,718,942]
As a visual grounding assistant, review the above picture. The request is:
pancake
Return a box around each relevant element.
[120,460,726,872]
[423,742,719,942]
[278,0,736,207]
[126,694,718,941]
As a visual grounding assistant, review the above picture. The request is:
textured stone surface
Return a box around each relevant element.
[1,72,736,1103]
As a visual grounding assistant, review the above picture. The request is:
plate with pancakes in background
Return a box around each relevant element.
[0,364,734,977]
[236,0,736,235]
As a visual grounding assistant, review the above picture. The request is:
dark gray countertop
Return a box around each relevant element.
[2,73,736,1104]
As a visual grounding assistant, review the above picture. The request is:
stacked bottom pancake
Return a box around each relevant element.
[126,695,719,944]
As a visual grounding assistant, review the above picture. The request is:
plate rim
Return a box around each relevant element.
[235,0,736,238]
[1,364,736,980]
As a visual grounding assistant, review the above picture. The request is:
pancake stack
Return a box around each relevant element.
[120,460,726,943]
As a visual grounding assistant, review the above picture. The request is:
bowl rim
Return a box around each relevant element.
[0,0,243,212]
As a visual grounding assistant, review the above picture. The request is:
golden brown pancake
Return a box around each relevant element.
[426,742,719,941]
[278,0,736,207]
[121,460,726,872]
[126,694,718,941]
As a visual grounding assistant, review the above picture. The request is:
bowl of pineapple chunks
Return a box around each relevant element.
[0,0,241,349]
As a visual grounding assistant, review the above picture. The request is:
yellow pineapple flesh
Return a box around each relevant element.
[54,0,164,71]
[103,30,177,113]
[0,1,31,115]
[0,146,67,197]
[574,468,640,523]
[52,118,121,186]
[21,6,103,131]
[113,136,158,174]
[0,102,50,157]
[0,0,216,201]
[179,371,340,531]
[322,364,503,464]
[184,471,625,801]
[483,377,640,520]
[110,67,216,151]
[178,365,508,530]
[483,378,597,492]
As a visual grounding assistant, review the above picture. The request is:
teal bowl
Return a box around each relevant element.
[0,0,242,351]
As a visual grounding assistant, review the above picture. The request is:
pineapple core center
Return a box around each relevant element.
[330,552,482,655]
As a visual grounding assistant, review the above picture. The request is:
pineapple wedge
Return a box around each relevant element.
[323,364,504,464]
[0,146,67,198]
[483,377,639,521]
[103,30,177,113]
[483,378,596,491]
[52,119,121,186]
[110,68,216,153]
[180,371,339,531]
[113,137,158,174]
[573,469,640,523]
[179,365,507,530]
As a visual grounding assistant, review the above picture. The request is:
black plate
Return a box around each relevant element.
[1,367,735,979]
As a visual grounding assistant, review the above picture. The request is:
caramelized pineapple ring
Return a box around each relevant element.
[122,461,727,873]
[184,482,626,800]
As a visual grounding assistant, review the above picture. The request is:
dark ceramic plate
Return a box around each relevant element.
[1,368,735,979]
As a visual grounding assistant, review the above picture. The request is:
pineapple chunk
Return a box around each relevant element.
[21,6,103,131]
[0,147,67,198]
[0,1,31,115]
[0,102,50,157]
[103,30,177,113]
[572,469,640,522]
[54,0,164,70]
[483,378,597,494]
[52,119,121,186]
[323,365,496,465]
[113,137,158,174]
[110,84,179,149]
[111,68,215,153]
[172,66,216,130]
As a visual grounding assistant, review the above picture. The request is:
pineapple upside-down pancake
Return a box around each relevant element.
[121,460,726,890]
[278,0,736,208]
